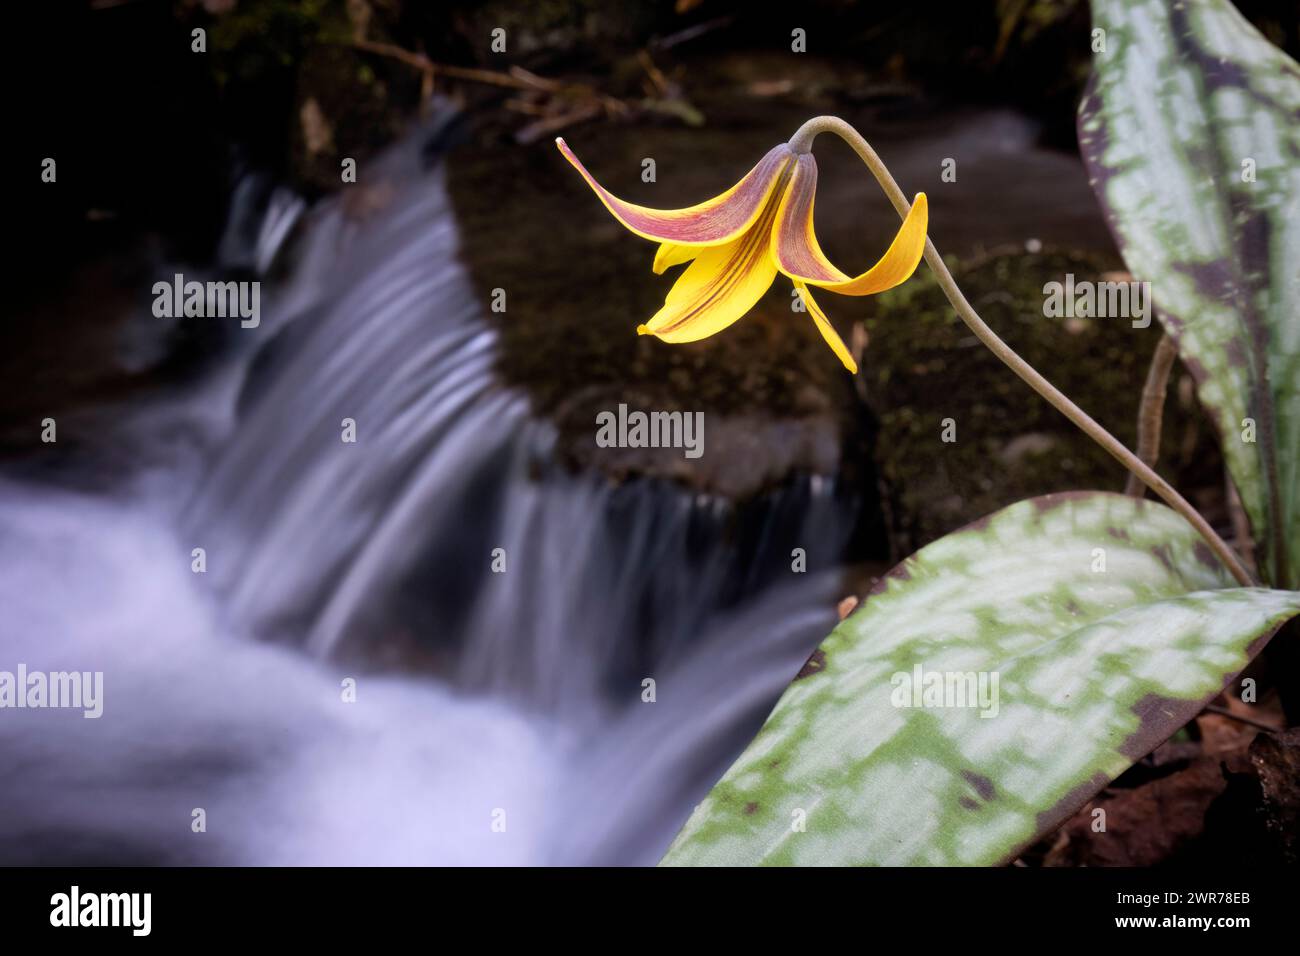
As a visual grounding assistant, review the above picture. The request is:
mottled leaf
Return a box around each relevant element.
[660,493,1300,866]
[1078,0,1300,587]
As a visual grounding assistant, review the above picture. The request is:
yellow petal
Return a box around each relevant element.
[557,138,794,247]
[772,152,928,297]
[795,281,858,373]
[639,217,778,344]
[653,242,697,274]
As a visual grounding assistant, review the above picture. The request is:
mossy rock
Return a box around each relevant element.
[862,248,1223,557]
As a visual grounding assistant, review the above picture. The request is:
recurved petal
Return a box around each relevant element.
[557,137,794,246]
[795,281,858,373]
[638,218,779,344]
[772,152,929,296]
[653,242,697,274]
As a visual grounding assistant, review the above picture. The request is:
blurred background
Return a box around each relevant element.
[3,0,1298,865]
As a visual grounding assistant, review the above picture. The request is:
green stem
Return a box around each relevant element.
[789,115,1254,588]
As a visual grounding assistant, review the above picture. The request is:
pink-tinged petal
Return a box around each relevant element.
[773,152,929,297]
[557,138,794,246]
[794,281,858,373]
[653,242,697,274]
[771,154,849,283]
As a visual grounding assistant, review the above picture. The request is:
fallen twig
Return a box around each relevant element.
[351,39,622,107]
[349,39,627,139]
[1202,703,1280,733]
[651,15,734,51]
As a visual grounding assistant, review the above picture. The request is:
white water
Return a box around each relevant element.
[0,112,853,865]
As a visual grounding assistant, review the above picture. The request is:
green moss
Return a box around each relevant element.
[862,249,1219,556]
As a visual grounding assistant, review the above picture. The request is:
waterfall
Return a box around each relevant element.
[0,108,867,865]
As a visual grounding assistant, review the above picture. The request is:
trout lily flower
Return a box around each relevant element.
[556,133,927,373]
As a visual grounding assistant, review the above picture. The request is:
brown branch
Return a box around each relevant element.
[514,102,605,145]
[650,15,735,51]
[350,39,622,108]
[1201,703,1279,733]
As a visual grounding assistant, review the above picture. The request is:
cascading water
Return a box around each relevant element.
[0,108,869,865]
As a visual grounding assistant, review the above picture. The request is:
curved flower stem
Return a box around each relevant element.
[789,116,1254,587]
[1124,332,1178,498]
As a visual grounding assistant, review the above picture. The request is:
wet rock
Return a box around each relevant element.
[1251,728,1300,864]
[860,249,1225,557]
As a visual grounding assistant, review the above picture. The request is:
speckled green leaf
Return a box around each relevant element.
[1078,0,1300,587]
[660,493,1300,866]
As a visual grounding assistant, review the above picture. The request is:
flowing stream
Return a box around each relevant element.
[0,111,858,865]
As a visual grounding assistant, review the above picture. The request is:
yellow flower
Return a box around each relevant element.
[556,136,928,373]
